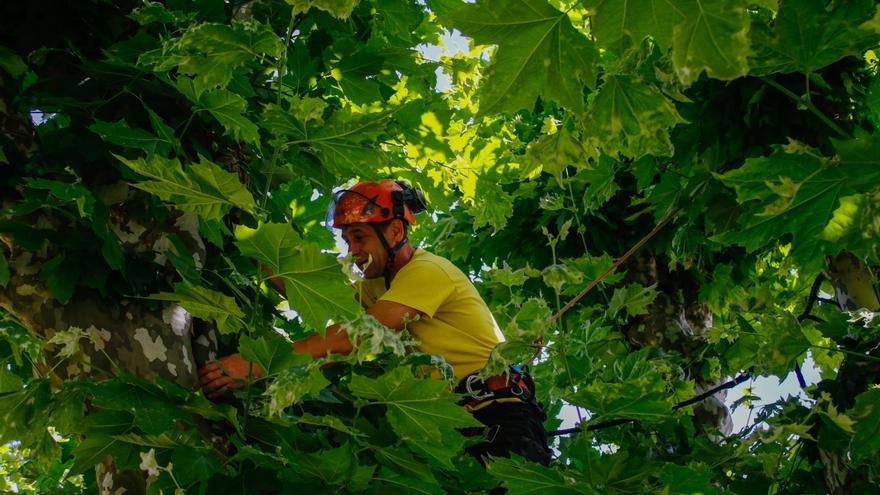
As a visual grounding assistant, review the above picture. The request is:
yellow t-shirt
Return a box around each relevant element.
[356,250,504,379]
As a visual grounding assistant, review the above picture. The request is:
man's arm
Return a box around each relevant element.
[198,300,422,398]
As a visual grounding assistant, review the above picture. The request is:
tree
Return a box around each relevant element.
[1,0,879,493]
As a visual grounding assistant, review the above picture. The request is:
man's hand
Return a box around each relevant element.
[198,353,263,399]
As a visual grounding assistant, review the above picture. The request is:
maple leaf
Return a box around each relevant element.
[750,0,880,75]
[149,21,282,95]
[148,282,246,335]
[115,154,257,221]
[349,367,478,468]
[234,223,361,329]
[713,138,880,259]
[199,90,261,145]
[585,75,684,159]
[488,457,592,494]
[583,0,685,50]
[670,0,751,85]
[436,0,598,115]
[608,283,659,319]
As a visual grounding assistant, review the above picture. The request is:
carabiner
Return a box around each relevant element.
[465,374,494,401]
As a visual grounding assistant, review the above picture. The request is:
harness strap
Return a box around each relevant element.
[368,222,408,289]
[456,366,538,409]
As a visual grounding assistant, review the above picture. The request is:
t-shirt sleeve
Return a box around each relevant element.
[378,260,454,318]
[353,278,385,309]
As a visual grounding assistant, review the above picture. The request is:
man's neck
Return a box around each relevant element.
[387,244,416,281]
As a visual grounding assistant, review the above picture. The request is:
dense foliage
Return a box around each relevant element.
[1,0,879,493]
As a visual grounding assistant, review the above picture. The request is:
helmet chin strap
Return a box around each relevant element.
[369,222,408,289]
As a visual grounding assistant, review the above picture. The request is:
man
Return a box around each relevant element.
[198,180,551,464]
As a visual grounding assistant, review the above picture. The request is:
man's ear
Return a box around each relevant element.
[387,219,406,244]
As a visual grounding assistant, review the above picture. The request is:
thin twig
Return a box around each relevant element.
[551,208,681,325]
[550,370,753,437]
[761,77,852,139]
[525,209,681,365]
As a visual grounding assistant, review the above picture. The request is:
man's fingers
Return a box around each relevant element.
[198,369,224,386]
[198,362,220,377]
[203,376,233,392]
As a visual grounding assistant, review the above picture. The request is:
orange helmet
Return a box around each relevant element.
[329,180,426,228]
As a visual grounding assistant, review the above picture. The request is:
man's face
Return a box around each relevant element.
[341,223,388,279]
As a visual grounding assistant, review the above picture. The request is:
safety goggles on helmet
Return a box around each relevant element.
[326,180,427,229]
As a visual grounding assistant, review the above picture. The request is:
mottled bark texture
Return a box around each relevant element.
[0,207,217,494]
[819,252,880,495]
[623,253,733,441]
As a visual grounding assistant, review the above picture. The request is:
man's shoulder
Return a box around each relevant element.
[404,250,465,281]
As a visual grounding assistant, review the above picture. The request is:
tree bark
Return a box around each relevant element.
[622,253,733,441]
[819,251,880,495]
[0,210,217,494]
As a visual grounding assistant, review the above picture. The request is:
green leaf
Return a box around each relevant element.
[286,442,356,485]
[115,153,256,221]
[670,0,751,85]
[466,180,515,232]
[489,263,538,288]
[180,393,240,431]
[88,120,170,156]
[698,263,737,311]
[375,447,441,486]
[0,365,23,394]
[239,335,309,376]
[89,380,191,435]
[71,434,138,475]
[198,90,260,145]
[0,251,9,288]
[850,387,880,460]
[0,46,27,77]
[235,223,361,329]
[607,283,659,319]
[487,457,592,494]
[438,0,598,115]
[585,75,683,158]
[755,313,810,372]
[148,282,245,334]
[234,222,301,274]
[542,264,584,294]
[302,112,389,175]
[0,315,41,367]
[713,141,880,255]
[820,192,880,263]
[525,126,588,186]
[297,412,361,436]
[645,171,683,222]
[657,463,720,495]
[261,105,391,176]
[171,447,222,486]
[145,105,185,156]
[350,367,478,468]
[750,0,880,75]
[288,0,362,19]
[867,75,880,125]
[577,383,671,423]
[374,467,446,495]
[199,218,227,248]
[39,256,78,304]
[158,21,282,95]
[572,351,673,422]
[577,156,620,212]
[583,0,684,49]
[24,178,97,219]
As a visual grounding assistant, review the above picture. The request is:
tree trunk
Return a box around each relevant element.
[820,251,880,495]
[622,253,733,441]
[0,211,217,494]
